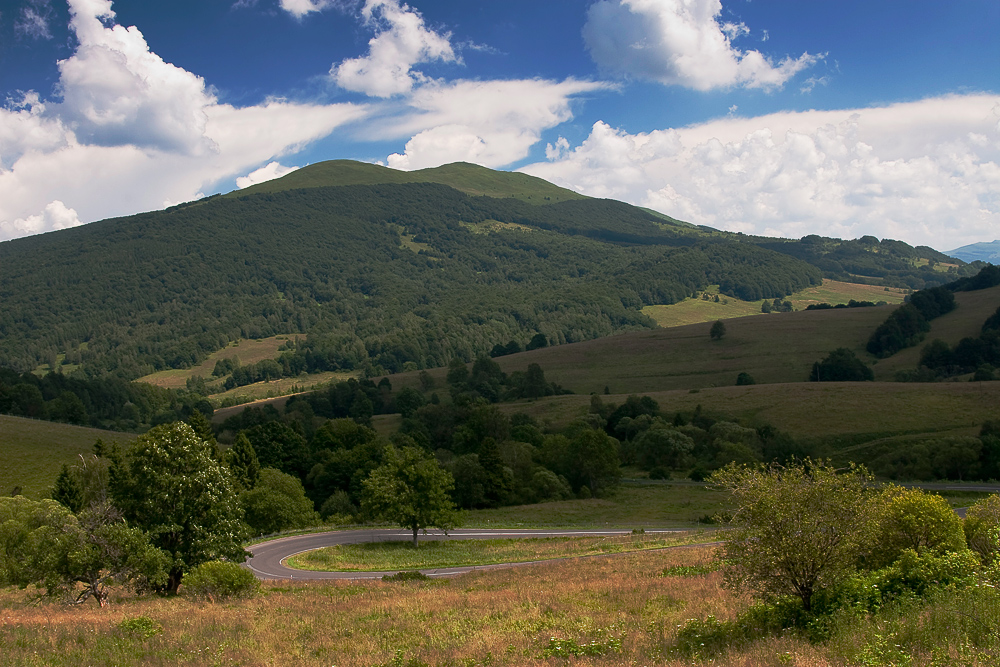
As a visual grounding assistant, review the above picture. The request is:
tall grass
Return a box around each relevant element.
[3,544,997,665]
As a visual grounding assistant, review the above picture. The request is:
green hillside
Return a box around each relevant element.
[233,159,589,204]
[0,415,130,499]
[0,178,821,379]
[388,287,998,397]
[0,161,980,384]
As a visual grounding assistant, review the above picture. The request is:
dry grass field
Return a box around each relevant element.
[3,542,996,666]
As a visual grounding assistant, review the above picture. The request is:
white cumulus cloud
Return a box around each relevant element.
[384,78,607,169]
[56,0,217,154]
[521,94,1000,250]
[0,0,369,241]
[236,161,300,188]
[0,200,80,238]
[279,0,342,19]
[331,0,457,98]
[583,0,820,91]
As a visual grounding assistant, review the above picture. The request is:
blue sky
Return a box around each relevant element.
[0,0,997,251]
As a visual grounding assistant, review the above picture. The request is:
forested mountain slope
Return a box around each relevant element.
[0,162,977,380]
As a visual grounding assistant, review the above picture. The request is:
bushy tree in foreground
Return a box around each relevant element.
[0,497,165,605]
[112,422,247,593]
[965,494,1000,565]
[362,445,458,547]
[711,460,874,612]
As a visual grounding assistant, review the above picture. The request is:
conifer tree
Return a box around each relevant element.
[226,432,261,490]
[187,409,220,459]
[52,464,83,513]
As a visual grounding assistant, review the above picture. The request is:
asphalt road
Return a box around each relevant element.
[246,528,689,581]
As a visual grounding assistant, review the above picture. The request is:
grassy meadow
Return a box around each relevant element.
[288,532,713,571]
[0,415,130,499]
[4,543,997,667]
[137,336,294,390]
[136,335,354,408]
[642,280,908,328]
[498,381,1000,458]
[463,482,728,529]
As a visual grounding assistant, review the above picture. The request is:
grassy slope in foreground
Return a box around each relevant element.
[0,415,131,499]
[231,160,590,205]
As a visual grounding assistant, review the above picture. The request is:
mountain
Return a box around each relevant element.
[946,240,1000,264]
[0,161,978,380]
[231,160,589,205]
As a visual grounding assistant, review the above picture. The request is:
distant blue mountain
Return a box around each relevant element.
[946,240,1000,263]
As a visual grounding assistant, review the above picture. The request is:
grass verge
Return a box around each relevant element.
[286,531,714,572]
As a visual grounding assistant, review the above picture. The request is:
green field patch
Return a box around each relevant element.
[137,336,295,390]
[642,280,908,330]
[210,371,352,408]
[0,415,131,498]
[463,483,729,529]
[287,531,711,572]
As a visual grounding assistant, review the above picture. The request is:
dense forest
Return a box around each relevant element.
[0,162,981,381]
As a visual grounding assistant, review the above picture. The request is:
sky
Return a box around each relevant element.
[0,0,997,251]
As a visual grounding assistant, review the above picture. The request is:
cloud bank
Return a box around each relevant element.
[385,78,607,169]
[0,0,367,241]
[583,0,819,90]
[523,95,1000,250]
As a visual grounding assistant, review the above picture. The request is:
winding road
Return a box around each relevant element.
[246,528,692,581]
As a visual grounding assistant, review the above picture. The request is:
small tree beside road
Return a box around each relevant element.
[362,445,459,547]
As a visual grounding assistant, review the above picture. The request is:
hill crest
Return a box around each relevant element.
[230,159,589,205]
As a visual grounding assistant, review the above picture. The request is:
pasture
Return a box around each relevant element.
[0,415,130,499]
[137,336,296,390]
[642,279,908,329]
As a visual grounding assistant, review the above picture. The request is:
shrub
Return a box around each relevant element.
[240,468,321,535]
[673,599,808,658]
[810,348,874,382]
[818,549,979,614]
[964,494,1000,565]
[182,560,260,601]
[867,487,966,569]
[320,489,358,522]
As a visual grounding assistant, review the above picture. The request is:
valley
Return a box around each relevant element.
[1,161,998,666]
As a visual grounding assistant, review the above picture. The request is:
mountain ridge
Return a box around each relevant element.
[0,162,980,380]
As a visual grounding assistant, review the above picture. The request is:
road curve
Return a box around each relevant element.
[246,528,688,581]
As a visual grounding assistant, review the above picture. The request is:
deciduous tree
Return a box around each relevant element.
[361,445,458,547]
[111,422,247,593]
[710,460,874,612]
